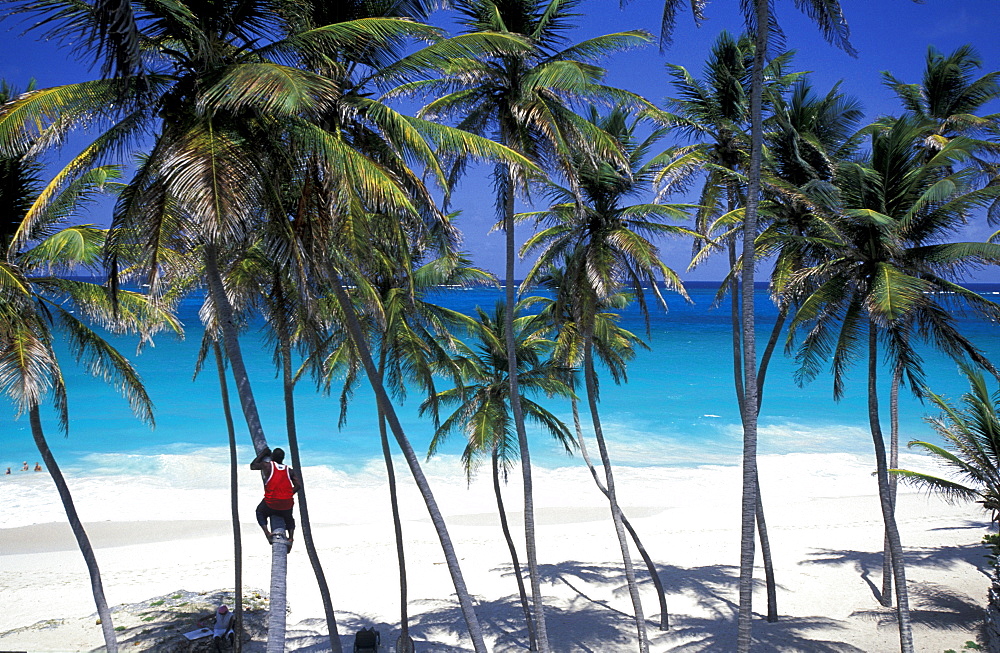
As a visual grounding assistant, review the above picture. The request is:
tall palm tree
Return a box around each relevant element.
[0,154,179,653]
[410,9,650,646]
[533,271,676,630]
[423,300,575,652]
[787,115,1000,653]
[521,107,693,645]
[210,340,244,652]
[659,40,811,622]
[651,3,854,649]
[322,246,490,653]
[881,50,1000,591]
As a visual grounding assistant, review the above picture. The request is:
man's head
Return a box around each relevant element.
[218,605,229,615]
[271,448,285,463]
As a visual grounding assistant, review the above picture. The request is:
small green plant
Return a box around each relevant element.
[114,626,126,632]
[142,616,155,622]
[945,641,983,652]
[984,533,1000,569]
[150,600,165,607]
[171,593,182,599]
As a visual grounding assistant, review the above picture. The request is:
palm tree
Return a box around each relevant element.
[787,115,1000,653]
[893,364,1000,522]
[534,271,677,630]
[210,340,244,652]
[410,8,650,646]
[0,149,179,652]
[423,299,575,652]
[659,41,814,622]
[883,44,1000,168]
[521,107,693,644]
[322,246,490,652]
[650,4,854,648]
[881,50,1000,592]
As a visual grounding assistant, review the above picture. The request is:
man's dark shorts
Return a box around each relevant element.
[256,500,295,537]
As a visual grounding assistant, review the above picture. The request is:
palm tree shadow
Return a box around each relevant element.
[803,542,991,604]
[532,560,748,619]
[847,581,985,633]
[399,592,632,652]
[654,612,869,652]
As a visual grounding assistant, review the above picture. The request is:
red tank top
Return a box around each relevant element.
[264,462,295,510]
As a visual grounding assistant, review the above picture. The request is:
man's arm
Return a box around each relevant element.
[291,467,302,494]
[249,447,271,471]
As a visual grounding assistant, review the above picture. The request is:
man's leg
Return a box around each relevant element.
[255,501,272,542]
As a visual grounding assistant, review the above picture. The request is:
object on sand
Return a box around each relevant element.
[183,627,212,640]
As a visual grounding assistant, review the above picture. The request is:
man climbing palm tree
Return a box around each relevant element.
[251,447,302,551]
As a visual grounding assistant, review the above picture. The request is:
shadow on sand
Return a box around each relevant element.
[280,537,990,652]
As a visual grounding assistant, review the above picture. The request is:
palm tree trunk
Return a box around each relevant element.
[882,365,902,606]
[31,406,119,652]
[867,323,914,653]
[326,273,487,652]
[754,478,777,622]
[583,335,648,652]
[737,2,767,649]
[754,307,786,624]
[204,244,269,455]
[274,279,341,652]
[266,522,290,653]
[379,410,413,653]
[756,306,788,407]
[376,350,412,652]
[571,396,669,630]
[493,446,538,650]
[501,173,550,652]
[730,228,779,625]
[204,245,286,649]
[214,342,244,652]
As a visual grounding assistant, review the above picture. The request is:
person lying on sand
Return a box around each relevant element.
[250,447,301,552]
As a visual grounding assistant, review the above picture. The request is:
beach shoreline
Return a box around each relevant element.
[0,452,991,651]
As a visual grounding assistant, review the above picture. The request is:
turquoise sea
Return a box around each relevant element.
[3,282,1000,476]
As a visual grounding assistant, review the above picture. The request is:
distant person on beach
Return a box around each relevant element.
[5,467,10,475]
[212,604,234,651]
[21,462,28,471]
[250,447,300,550]
[33,463,42,472]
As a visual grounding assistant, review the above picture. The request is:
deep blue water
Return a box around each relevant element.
[3,282,1000,474]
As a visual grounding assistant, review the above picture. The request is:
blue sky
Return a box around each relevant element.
[1,0,998,282]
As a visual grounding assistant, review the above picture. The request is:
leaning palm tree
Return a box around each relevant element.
[0,157,179,653]
[534,270,677,630]
[521,106,693,642]
[423,300,575,652]
[787,115,1000,653]
[321,245,490,653]
[649,3,855,648]
[405,6,650,648]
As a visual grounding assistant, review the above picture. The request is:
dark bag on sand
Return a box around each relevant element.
[354,626,380,651]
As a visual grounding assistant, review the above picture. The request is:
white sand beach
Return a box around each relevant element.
[0,451,991,652]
